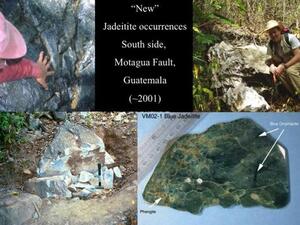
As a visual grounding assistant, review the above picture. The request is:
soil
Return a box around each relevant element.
[264,84,300,111]
[0,112,137,225]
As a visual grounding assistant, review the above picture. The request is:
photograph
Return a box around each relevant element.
[193,1,300,112]
[138,112,299,225]
[0,0,95,111]
[0,112,137,225]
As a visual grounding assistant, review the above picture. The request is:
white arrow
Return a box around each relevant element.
[257,129,284,172]
[259,128,279,137]
[150,198,162,207]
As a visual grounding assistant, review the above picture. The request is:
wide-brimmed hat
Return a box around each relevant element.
[0,12,26,59]
[264,20,283,33]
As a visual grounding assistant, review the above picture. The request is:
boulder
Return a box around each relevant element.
[0,0,95,111]
[78,171,95,183]
[208,41,273,111]
[224,84,270,111]
[24,176,72,198]
[33,121,120,198]
[0,192,42,225]
[37,121,114,177]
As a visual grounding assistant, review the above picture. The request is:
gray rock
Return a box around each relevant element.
[78,171,95,183]
[79,189,92,199]
[224,84,270,111]
[101,167,114,189]
[208,41,273,111]
[28,115,42,131]
[37,121,115,177]
[74,183,95,190]
[52,112,67,122]
[0,0,95,111]
[24,176,72,198]
[0,192,42,225]
[113,167,122,178]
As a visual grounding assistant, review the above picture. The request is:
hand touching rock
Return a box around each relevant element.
[35,51,55,90]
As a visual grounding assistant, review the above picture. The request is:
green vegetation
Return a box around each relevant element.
[193,1,232,111]
[0,113,26,162]
[143,119,289,214]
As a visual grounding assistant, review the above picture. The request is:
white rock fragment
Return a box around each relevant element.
[104,152,115,165]
[184,178,191,183]
[196,178,203,184]
[113,167,122,178]
[114,112,126,122]
[224,84,270,112]
[80,112,89,118]
[64,175,72,186]
[79,171,95,183]
[101,166,114,189]
[23,169,32,175]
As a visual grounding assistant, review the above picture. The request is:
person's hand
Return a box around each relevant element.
[269,64,277,83]
[274,64,285,77]
[35,51,55,90]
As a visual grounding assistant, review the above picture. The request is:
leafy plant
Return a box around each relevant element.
[193,2,225,111]
[0,113,26,162]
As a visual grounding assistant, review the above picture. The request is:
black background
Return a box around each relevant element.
[96,0,192,111]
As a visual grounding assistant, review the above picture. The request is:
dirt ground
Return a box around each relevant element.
[0,112,137,225]
[263,84,300,112]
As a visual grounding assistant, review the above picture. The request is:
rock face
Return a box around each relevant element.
[143,119,289,214]
[0,0,95,111]
[208,42,272,111]
[224,83,270,111]
[24,176,72,198]
[24,122,121,199]
[37,121,111,177]
[0,192,42,225]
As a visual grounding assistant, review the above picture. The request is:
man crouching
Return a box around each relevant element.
[265,20,300,96]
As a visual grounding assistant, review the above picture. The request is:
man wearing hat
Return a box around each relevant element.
[0,12,54,90]
[265,20,300,96]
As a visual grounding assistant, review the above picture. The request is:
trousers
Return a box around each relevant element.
[279,62,300,95]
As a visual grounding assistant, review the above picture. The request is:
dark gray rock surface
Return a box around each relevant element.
[0,192,42,225]
[0,0,95,111]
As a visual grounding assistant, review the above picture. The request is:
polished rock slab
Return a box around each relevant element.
[143,119,289,214]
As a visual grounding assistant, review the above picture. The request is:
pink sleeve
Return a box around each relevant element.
[0,58,41,84]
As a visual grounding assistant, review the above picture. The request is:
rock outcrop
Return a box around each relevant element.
[0,0,95,111]
[25,122,122,199]
[208,41,272,111]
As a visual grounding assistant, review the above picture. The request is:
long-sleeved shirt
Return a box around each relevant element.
[0,58,41,84]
